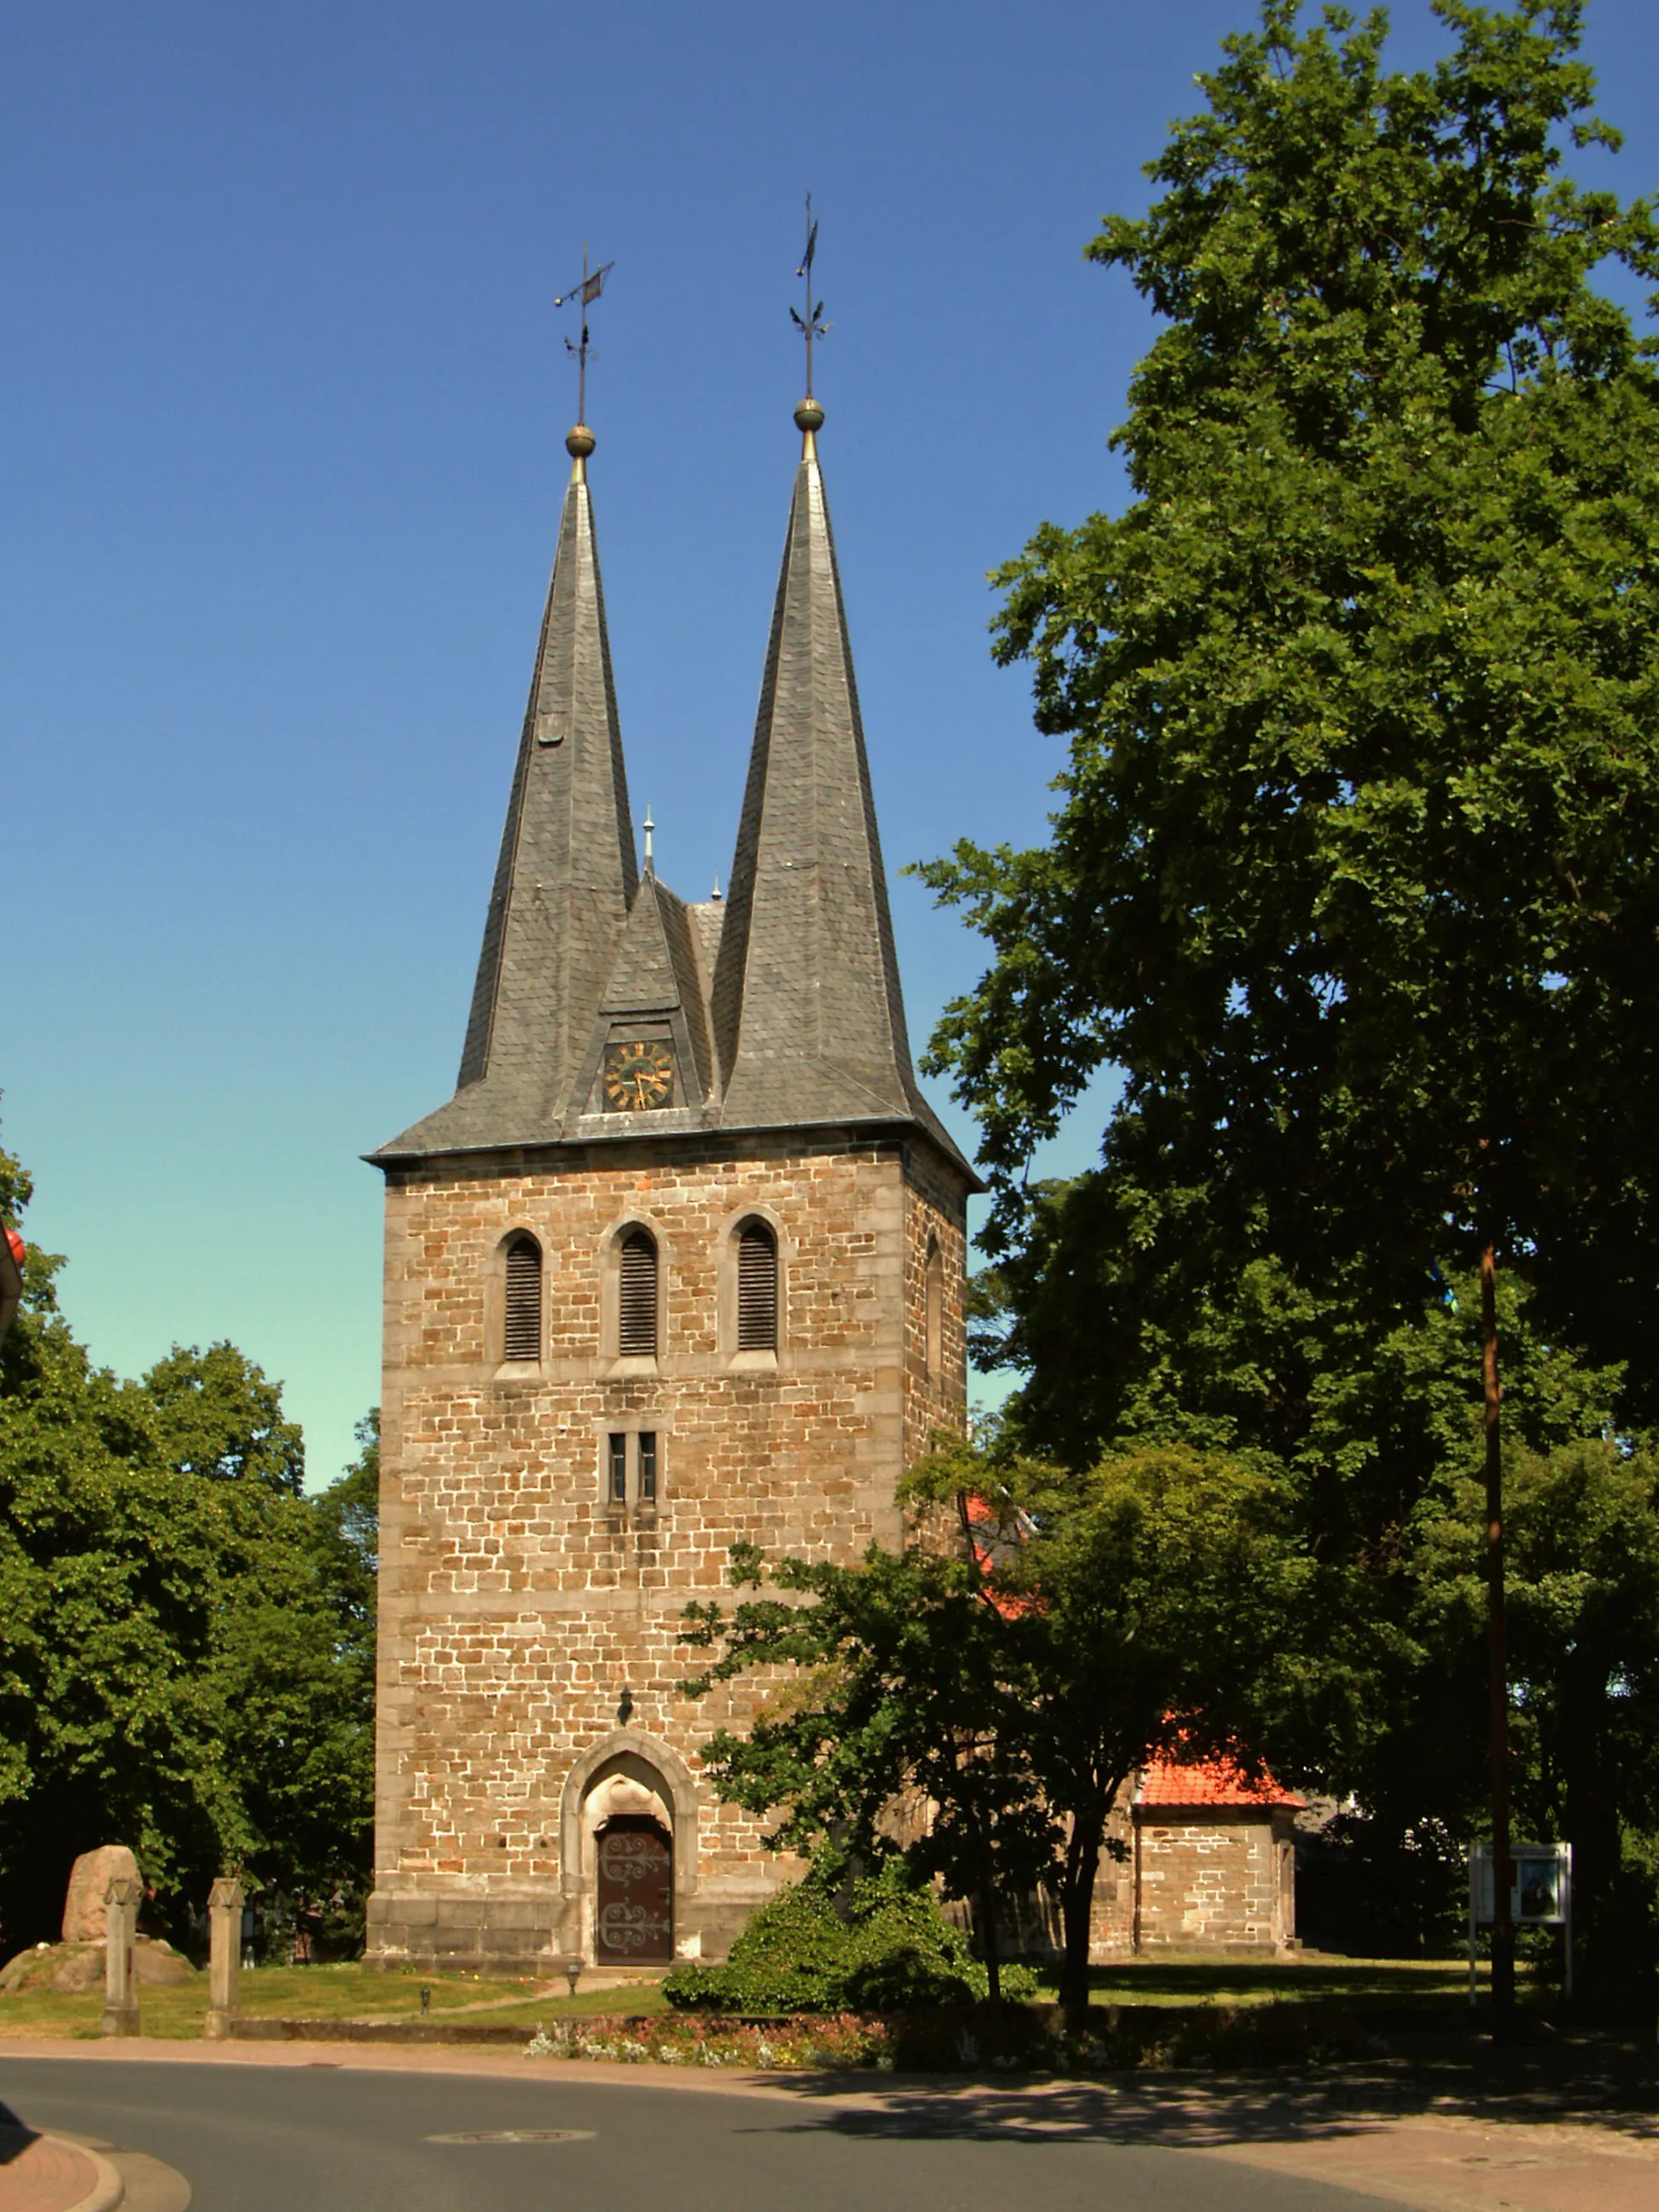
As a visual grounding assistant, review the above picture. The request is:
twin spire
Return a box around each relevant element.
[378,403,965,1175]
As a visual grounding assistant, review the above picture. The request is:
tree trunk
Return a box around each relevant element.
[977,1883,1003,2007]
[1482,1241,1515,2022]
[1057,1806,1106,2024]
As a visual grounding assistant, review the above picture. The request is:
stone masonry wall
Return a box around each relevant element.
[900,1138,969,1473]
[370,1125,970,1974]
[1133,1811,1295,1951]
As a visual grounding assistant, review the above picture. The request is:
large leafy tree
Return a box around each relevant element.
[921,1,1659,1999]
[927,0,1659,1390]
[684,1442,1305,2012]
[0,1118,375,1951]
[683,1536,1056,2005]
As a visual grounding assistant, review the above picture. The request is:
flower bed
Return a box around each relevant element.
[521,1999,1403,2074]
[525,2011,893,2070]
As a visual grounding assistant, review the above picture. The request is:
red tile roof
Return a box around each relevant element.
[1138,1754,1304,1809]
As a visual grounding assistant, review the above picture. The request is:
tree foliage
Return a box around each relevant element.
[916,1,1659,1988]
[922,0,1659,1404]
[661,1858,1037,2013]
[684,1441,1306,2009]
[0,1115,375,1952]
[682,1534,1052,2003]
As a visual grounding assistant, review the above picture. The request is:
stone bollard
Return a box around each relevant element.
[204,1877,244,2039]
[101,1876,141,2037]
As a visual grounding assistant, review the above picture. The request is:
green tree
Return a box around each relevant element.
[1406,1434,1659,1984]
[920,0,1659,2002]
[925,1441,1310,2013]
[145,1341,305,1496]
[684,1441,1304,2013]
[207,1406,377,1939]
[683,1536,1054,2004]
[0,1117,376,1952]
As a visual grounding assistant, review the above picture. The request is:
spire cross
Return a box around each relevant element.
[790,196,830,399]
[554,246,614,428]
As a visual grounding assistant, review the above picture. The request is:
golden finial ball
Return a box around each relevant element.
[566,423,597,459]
[794,398,825,434]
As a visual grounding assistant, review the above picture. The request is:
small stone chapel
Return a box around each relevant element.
[365,394,978,1976]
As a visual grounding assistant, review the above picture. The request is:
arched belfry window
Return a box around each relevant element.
[924,1236,944,1382]
[736,1219,778,1353]
[618,1229,659,1359]
[504,1235,543,1362]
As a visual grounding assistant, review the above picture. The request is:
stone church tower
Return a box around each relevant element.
[365,399,976,1975]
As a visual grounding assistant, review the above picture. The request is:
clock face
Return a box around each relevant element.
[602,1039,675,1112]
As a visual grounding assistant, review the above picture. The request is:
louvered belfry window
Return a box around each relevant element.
[618,1229,659,1359]
[504,1236,542,1361]
[736,1220,778,1353]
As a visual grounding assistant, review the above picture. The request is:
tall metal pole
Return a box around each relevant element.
[802,208,814,399]
[1482,1240,1515,2017]
[577,245,589,426]
[792,196,828,398]
[553,250,613,430]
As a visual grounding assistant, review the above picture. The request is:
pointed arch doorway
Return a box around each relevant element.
[559,1732,700,1966]
[595,1814,673,1964]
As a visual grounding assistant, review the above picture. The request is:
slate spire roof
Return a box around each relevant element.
[377,426,637,1156]
[375,403,974,1185]
[711,405,969,1170]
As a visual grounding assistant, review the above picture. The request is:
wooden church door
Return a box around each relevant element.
[595,1816,673,1963]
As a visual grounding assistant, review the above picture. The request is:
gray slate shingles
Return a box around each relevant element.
[375,460,637,1157]
[710,439,972,1174]
[375,428,974,1185]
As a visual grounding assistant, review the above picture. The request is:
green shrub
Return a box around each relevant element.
[663,1863,1039,2013]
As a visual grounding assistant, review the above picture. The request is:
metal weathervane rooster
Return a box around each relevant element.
[790,196,830,398]
[554,247,614,425]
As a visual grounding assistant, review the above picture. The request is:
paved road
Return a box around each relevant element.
[0,2056,1394,2212]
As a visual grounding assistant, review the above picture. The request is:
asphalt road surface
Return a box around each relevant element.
[0,2056,1397,2212]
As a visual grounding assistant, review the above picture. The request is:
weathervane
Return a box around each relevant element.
[553,247,614,428]
[790,196,830,400]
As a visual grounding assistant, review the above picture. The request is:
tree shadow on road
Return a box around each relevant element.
[747,2062,1659,2151]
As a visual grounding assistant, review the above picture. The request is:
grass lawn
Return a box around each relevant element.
[0,1950,1476,2041]
[0,1961,617,2040]
[1027,1954,1478,2011]
[463,1981,672,2026]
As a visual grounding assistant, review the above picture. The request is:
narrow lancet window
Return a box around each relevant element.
[736,1220,778,1352]
[504,1235,543,1361]
[924,1237,944,1382]
[618,1229,659,1359]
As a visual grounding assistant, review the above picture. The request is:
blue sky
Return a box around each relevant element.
[6,1,1657,1484]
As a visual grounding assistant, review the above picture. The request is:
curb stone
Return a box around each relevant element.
[58,2141,122,2212]
[54,2134,189,2212]
[0,2132,124,2212]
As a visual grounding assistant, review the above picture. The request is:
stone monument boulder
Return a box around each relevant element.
[133,1938,195,1986]
[0,1936,195,1996]
[61,1846,140,1942]
[48,1946,103,1994]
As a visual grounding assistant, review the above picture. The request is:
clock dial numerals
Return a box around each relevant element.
[602,1039,675,1112]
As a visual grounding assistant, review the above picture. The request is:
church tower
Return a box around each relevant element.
[366,398,975,1974]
